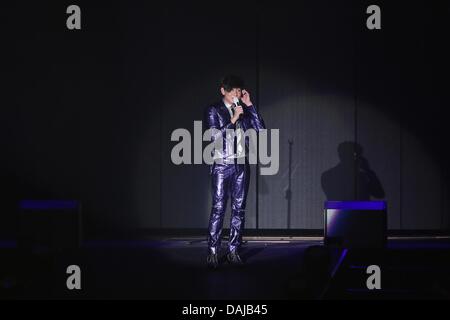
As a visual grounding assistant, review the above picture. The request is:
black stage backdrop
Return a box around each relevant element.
[2,0,450,236]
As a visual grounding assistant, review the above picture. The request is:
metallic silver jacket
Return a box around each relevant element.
[204,100,266,166]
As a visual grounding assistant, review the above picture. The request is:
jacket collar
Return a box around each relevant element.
[218,99,231,121]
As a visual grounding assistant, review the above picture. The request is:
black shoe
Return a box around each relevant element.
[226,251,244,265]
[207,253,219,269]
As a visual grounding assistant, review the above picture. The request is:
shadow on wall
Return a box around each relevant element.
[321,141,385,201]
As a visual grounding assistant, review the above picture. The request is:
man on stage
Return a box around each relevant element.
[204,75,265,269]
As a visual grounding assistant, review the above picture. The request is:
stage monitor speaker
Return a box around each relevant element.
[324,201,387,249]
[18,200,82,252]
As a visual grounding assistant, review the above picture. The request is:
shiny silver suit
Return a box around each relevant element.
[204,100,265,255]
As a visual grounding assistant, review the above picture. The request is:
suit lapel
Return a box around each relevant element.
[218,100,231,122]
[218,100,249,130]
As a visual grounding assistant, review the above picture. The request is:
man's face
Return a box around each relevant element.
[221,87,242,104]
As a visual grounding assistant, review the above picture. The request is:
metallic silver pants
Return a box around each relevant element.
[207,163,250,254]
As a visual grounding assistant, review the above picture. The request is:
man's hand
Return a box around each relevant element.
[241,90,253,106]
[231,106,243,124]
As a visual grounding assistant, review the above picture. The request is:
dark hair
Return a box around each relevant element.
[220,75,245,92]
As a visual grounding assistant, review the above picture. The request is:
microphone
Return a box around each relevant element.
[232,97,243,120]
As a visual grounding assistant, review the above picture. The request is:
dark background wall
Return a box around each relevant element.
[2,0,449,237]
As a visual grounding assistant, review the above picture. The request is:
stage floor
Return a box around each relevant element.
[1,237,450,299]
